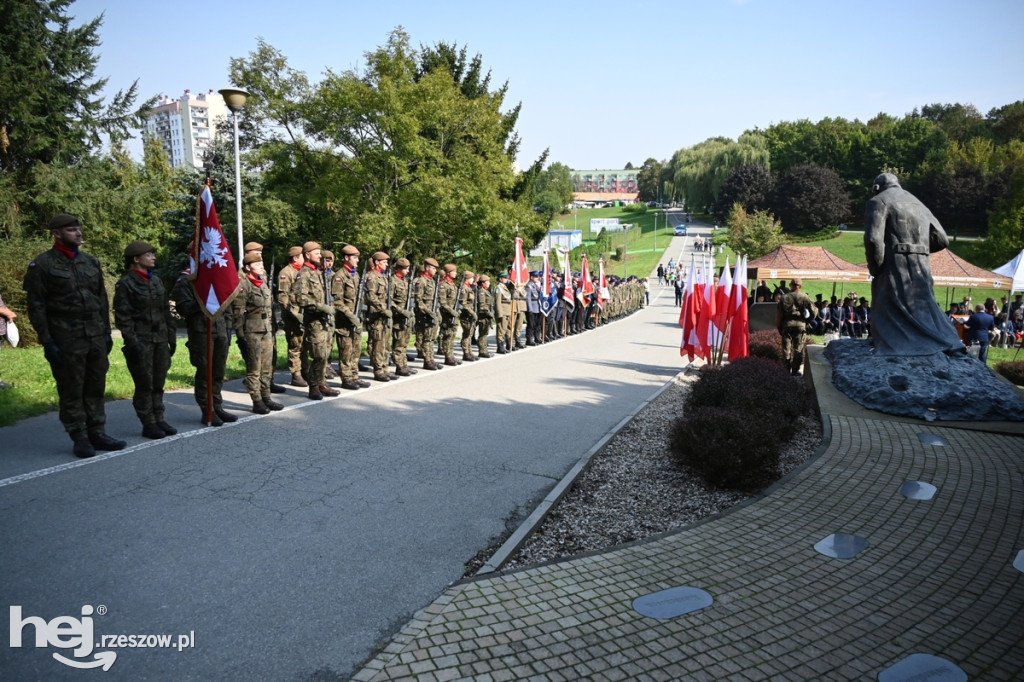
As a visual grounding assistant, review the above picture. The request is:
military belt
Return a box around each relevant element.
[893,243,929,255]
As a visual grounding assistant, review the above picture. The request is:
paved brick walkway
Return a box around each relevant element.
[352,410,1024,680]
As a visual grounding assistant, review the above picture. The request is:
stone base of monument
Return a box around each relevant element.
[823,338,1024,422]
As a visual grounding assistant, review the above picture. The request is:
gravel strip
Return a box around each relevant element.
[497,372,823,572]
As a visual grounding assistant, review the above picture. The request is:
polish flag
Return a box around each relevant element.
[596,259,610,309]
[680,256,701,360]
[727,255,750,360]
[579,254,595,304]
[189,184,240,318]
[562,249,575,307]
[511,237,529,286]
[695,257,716,362]
[712,257,733,353]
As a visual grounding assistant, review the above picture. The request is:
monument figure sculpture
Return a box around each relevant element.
[863,173,964,356]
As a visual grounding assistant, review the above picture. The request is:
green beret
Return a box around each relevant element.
[49,213,81,230]
[124,241,155,259]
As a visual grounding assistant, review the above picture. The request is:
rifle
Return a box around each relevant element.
[385,263,393,319]
[471,282,479,343]
[355,260,369,323]
[430,269,442,317]
[452,272,469,316]
[405,266,418,315]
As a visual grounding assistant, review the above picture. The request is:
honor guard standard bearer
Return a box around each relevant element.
[413,257,442,371]
[458,270,478,362]
[331,245,370,390]
[475,274,494,358]
[24,214,127,458]
[365,251,396,381]
[511,277,526,350]
[438,264,461,366]
[278,245,307,387]
[294,241,339,400]
[172,251,237,427]
[390,257,417,376]
[232,253,284,414]
[114,241,177,440]
[494,272,513,354]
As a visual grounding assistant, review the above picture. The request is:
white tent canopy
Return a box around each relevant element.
[993,249,1024,294]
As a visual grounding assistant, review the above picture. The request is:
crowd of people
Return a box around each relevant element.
[9,214,647,458]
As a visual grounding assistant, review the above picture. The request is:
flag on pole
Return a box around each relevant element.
[562,249,574,307]
[680,256,701,360]
[511,236,529,286]
[695,256,716,361]
[540,250,555,316]
[596,258,610,309]
[712,257,733,355]
[727,255,750,360]
[579,254,595,305]
[190,184,240,318]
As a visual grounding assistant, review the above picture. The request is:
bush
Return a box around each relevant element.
[748,329,785,367]
[671,356,809,491]
[995,361,1024,386]
[623,203,647,214]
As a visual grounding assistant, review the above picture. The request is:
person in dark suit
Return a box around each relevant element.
[963,304,995,363]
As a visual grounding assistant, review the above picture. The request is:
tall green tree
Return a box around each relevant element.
[0,0,150,176]
[771,164,850,232]
[636,157,663,202]
[726,204,786,259]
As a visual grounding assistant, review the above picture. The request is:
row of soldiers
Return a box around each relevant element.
[275,242,647,401]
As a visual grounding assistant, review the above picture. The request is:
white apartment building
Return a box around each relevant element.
[146,90,229,169]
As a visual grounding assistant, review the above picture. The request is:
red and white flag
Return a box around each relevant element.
[579,254,595,304]
[680,256,702,360]
[562,249,574,307]
[727,255,749,360]
[695,257,716,362]
[712,257,733,353]
[511,237,529,286]
[596,259,610,309]
[190,184,240,318]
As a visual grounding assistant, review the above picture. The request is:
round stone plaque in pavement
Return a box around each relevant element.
[877,653,966,681]
[814,532,868,559]
[1014,549,1024,574]
[918,433,948,446]
[899,481,937,500]
[632,586,713,619]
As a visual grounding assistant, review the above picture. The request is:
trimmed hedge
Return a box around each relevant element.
[748,329,785,367]
[671,356,809,491]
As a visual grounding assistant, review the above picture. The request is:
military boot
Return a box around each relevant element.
[252,400,271,415]
[291,373,308,387]
[73,438,96,458]
[263,398,284,411]
[156,421,177,436]
[142,423,166,439]
[444,356,461,366]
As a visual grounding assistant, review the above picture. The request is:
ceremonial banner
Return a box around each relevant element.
[540,251,555,317]
[511,237,529,286]
[190,184,240,318]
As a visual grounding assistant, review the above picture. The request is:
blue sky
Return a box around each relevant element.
[74,0,1023,171]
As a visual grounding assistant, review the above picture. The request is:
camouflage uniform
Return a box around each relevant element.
[277,261,306,385]
[412,270,440,369]
[364,264,393,379]
[331,265,363,387]
[475,278,494,357]
[231,272,275,406]
[458,278,477,360]
[438,273,459,364]
[294,263,333,393]
[390,267,415,374]
[23,243,114,445]
[113,268,175,429]
[778,284,817,376]
[511,284,527,348]
[494,278,512,353]
[171,274,231,421]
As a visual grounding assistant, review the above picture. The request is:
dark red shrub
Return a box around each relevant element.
[670,405,780,491]
[995,361,1024,386]
[748,329,785,366]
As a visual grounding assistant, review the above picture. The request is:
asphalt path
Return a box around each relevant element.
[1,263,688,680]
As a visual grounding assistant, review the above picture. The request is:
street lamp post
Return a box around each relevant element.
[218,88,249,265]
[653,210,657,251]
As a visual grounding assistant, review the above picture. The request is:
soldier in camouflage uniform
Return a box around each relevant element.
[23,213,126,458]
[232,253,283,414]
[331,245,369,390]
[171,260,237,427]
[412,257,441,371]
[438,264,461,366]
[365,251,395,382]
[494,272,512,354]
[278,246,307,387]
[113,241,177,439]
[244,241,286,394]
[510,279,526,349]
[458,271,477,362]
[475,274,494,358]
[294,241,339,400]
[390,257,417,376]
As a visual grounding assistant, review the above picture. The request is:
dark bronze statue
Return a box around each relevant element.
[864,173,964,356]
